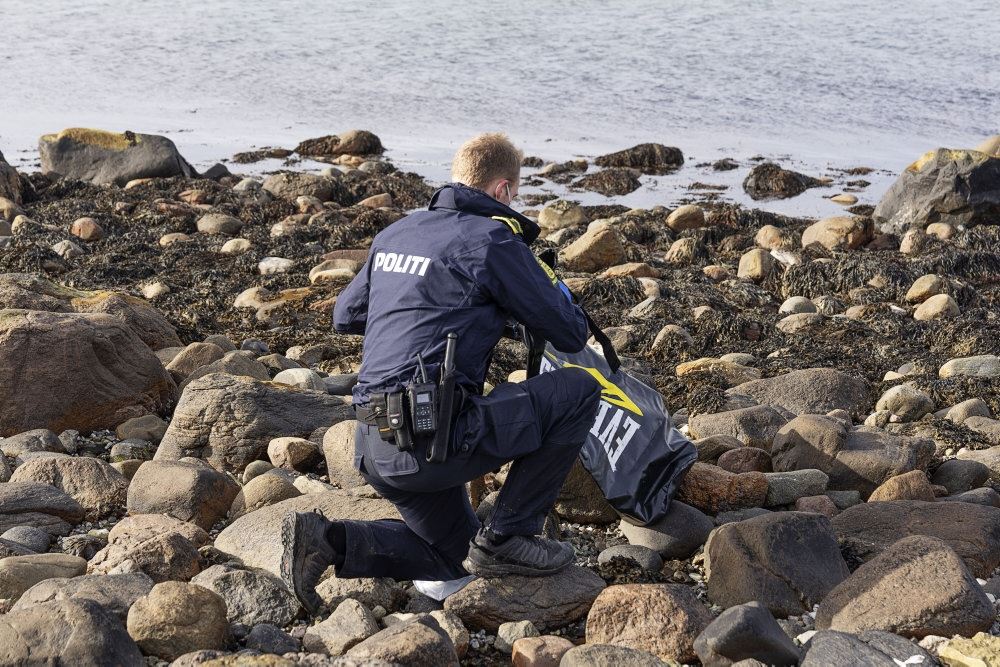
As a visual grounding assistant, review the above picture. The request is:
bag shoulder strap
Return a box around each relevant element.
[581,306,621,374]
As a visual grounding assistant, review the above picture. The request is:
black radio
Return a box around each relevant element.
[408,354,437,435]
[408,383,437,434]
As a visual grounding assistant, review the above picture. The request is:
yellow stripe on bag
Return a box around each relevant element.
[543,352,644,417]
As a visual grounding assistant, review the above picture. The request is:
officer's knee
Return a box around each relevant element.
[553,367,602,420]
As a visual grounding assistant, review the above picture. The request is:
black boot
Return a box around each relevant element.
[279,510,339,614]
[462,529,575,577]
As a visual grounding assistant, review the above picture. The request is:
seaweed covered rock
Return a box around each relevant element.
[295,130,384,157]
[743,163,822,200]
[576,168,642,196]
[594,143,684,174]
[154,373,352,472]
[874,148,1000,232]
[38,128,196,185]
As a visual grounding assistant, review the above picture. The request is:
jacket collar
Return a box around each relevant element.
[428,183,540,244]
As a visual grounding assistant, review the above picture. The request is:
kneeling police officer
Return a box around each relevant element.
[281,133,602,613]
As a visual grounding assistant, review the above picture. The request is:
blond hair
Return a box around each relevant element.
[451,133,523,190]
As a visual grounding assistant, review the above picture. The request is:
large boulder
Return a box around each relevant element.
[831,500,1000,577]
[693,601,802,667]
[801,630,933,667]
[11,572,153,621]
[345,616,459,667]
[874,148,1000,232]
[0,481,85,536]
[593,143,684,174]
[443,566,605,632]
[303,598,379,655]
[322,420,371,489]
[585,584,712,663]
[127,460,239,530]
[770,415,934,498]
[558,225,628,273]
[676,462,768,514]
[88,514,208,582]
[0,553,88,601]
[704,511,850,616]
[39,128,195,186]
[215,491,397,577]
[816,535,993,638]
[126,581,229,661]
[10,456,128,520]
[0,274,182,351]
[316,574,406,613]
[560,644,666,666]
[688,406,788,450]
[801,216,873,251]
[620,501,713,559]
[0,598,143,666]
[190,564,300,627]
[553,458,619,524]
[0,310,175,436]
[155,373,352,472]
[726,368,871,418]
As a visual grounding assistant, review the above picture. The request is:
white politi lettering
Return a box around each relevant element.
[371,252,431,277]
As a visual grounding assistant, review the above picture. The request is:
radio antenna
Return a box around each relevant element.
[416,353,429,383]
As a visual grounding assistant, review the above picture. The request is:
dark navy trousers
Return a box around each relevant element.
[337,367,601,582]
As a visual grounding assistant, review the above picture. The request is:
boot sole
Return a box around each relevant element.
[462,544,572,578]
[279,513,321,615]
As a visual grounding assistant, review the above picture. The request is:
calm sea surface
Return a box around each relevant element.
[2,0,998,215]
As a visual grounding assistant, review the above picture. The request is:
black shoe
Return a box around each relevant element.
[462,531,575,577]
[280,510,337,615]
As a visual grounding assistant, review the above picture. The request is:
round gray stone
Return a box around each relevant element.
[597,544,663,571]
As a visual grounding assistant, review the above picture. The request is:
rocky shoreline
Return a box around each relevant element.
[0,128,999,666]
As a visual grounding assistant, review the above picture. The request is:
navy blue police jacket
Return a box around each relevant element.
[332,183,589,406]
